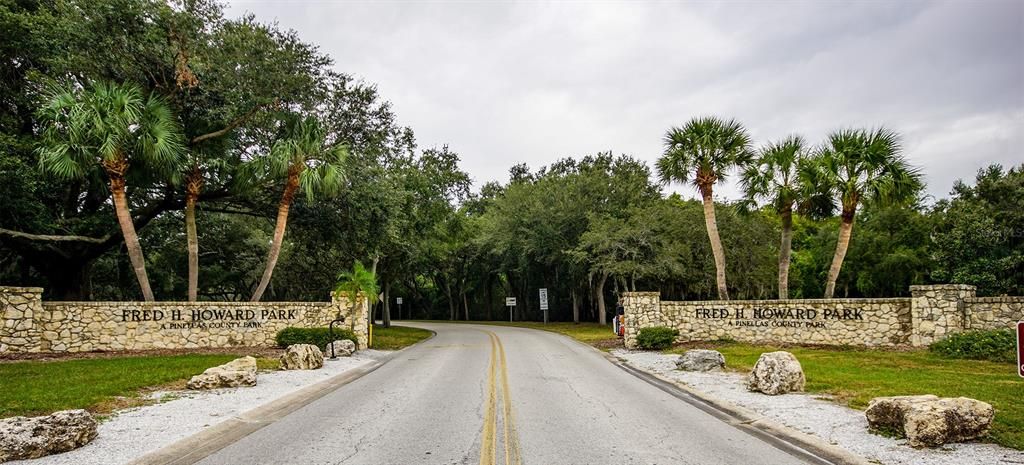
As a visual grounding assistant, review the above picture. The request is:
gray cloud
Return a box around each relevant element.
[227,0,1023,200]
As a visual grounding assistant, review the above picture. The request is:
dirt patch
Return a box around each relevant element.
[591,338,625,351]
[0,346,284,363]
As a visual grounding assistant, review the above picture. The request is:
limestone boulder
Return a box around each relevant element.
[865,395,993,447]
[324,339,356,358]
[280,344,324,370]
[746,351,805,395]
[0,409,98,461]
[186,356,257,390]
[676,349,725,372]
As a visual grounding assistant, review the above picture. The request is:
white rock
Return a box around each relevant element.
[186,356,257,390]
[280,344,324,370]
[746,351,805,395]
[676,349,725,371]
[865,395,994,448]
[0,410,98,461]
[324,339,356,358]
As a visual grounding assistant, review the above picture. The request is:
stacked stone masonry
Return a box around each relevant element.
[623,285,1023,349]
[0,287,369,353]
[964,296,1024,331]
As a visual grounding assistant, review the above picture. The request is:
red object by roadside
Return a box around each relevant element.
[1017,321,1024,378]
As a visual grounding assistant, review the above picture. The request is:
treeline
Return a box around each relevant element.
[1,1,1021,324]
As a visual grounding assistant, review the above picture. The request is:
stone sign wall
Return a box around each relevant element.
[622,284,1024,349]
[964,296,1024,331]
[0,287,370,353]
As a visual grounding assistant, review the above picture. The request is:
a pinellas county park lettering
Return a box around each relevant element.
[120,308,299,330]
[694,306,864,329]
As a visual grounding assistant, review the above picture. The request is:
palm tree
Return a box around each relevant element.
[37,81,184,301]
[335,261,380,347]
[334,261,381,311]
[657,116,752,300]
[249,114,347,302]
[741,135,808,299]
[817,128,922,298]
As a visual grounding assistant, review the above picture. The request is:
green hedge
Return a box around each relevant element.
[636,326,679,350]
[929,329,1016,364]
[275,327,357,349]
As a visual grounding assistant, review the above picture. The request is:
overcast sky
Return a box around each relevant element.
[226,0,1023,201]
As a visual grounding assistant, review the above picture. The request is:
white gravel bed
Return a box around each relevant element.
[10,351,389,465]
[613,349,1024,465]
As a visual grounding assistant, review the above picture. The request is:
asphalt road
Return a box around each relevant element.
[195,323,811,465]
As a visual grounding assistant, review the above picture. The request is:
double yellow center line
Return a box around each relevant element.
[479,331,521,465]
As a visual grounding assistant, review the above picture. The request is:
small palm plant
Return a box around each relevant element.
[36,81,184,301]
[817,128,922,298]
[247,114,347,301]
[334,261,380,346]
[657,116,752,300]
[334,261,381,309]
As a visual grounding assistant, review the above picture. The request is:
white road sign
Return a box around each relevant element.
[505,297,517,306]
[539,288,549,310]
[396,297,403,305]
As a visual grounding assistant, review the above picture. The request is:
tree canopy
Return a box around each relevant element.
[1,0,1020,325]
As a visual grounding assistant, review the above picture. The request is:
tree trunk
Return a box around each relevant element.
[108,172,155,302]
[596,271,608,325]
[778,207,793,300]
[485,275,494,321]
[463,292,469,321]
[185,183,200,302]
[700,185,730,300]
[251,170,299,302]
[571,287,580,324]
[383,281,391,328]
[45,259,93,301]
[824,206,856,299]
[445,280,455,320]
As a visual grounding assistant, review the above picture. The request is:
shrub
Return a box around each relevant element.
[275,327,356,349]
[929,329,1016,364]
[636,326,679,350]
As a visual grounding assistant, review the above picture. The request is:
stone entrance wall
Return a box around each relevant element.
[622,284,1024,349]
[0,287,370,353]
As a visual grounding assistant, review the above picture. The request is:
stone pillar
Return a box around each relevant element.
[332,292,370,349]
[1,286,45,353]
[621,292,661,349]
[909,284,976,347]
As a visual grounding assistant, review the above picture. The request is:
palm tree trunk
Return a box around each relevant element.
[778,207,793,300]
[824,207,856,299]
[185,177,201,302]
[596,271,608,325]
[250,172,299,302]
[109,175,155,302]
[700,186,730,300]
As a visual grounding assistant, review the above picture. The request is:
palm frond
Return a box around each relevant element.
[657,116,751,189]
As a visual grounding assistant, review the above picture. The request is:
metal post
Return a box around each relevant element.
[328,316,346,360]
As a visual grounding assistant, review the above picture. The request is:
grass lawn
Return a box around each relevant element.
[0,354,277,418]
[370,325,433,350]
[666,342,1024,450]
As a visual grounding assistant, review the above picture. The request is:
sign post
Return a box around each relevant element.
[396,297,403,320]
[505,297,517,322]
[539,288,549,324]
[1017,321,1023,378]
